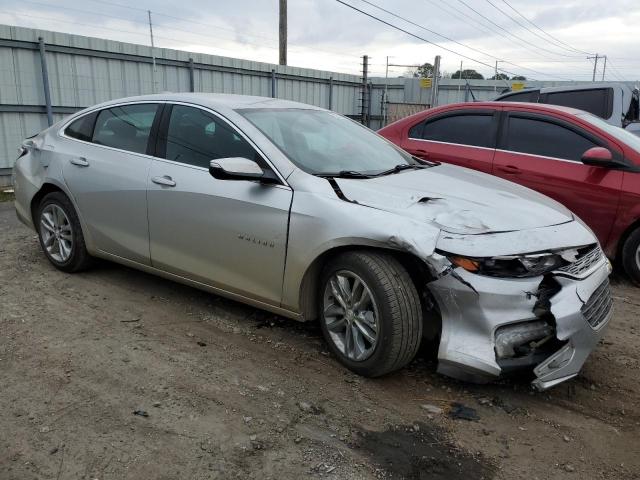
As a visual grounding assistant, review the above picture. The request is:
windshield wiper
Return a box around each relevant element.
[372,163,431,177]
[314,170,374,179]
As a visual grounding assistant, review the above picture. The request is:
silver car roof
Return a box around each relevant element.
[82,93,323,114]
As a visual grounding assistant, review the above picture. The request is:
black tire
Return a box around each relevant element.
[319,251,422,377]
[621,228,640,286]
[36,191,92,272]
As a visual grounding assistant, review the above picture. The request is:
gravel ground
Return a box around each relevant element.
[1,201,639,480]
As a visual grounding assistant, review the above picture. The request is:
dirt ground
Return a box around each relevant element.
[1,200,639,480]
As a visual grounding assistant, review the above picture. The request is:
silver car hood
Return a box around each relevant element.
[334,164,573,235]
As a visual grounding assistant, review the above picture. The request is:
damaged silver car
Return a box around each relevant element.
[13,93,613,390]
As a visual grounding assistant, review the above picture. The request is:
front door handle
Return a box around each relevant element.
[413,149,430,158]
[151,175,176,187]
[497,164,521,174]
[70,157,89,167]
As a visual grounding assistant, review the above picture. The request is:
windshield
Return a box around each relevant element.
[578,113,640,152]
[238,108,414,175]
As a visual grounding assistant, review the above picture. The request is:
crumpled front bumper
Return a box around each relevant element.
[427,256,612,390]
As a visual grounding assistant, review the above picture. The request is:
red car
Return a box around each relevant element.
[379,102,640,284]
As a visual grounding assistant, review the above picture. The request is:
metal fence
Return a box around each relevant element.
[1,24,636,185]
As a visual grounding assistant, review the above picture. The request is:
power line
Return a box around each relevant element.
[15,0,364,61]
[498,0,594,56]
[454,0,584,59]
[483,0,591,57]
[336,0,587,81]
[75,0,360,57]
[335,0,583,81]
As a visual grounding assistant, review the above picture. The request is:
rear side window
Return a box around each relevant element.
[543,88,613,119]
[498,90,540,103]
[413,114,496,148]
[92,104,159,155]
[164,105,258,168]
[505,116,597,161]
[65,112,97,142]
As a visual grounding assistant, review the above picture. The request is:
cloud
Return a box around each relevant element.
[0,0,638,80]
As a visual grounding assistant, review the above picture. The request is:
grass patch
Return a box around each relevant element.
[0,191,15,203]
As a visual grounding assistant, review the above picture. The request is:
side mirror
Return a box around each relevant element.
[209,157,279,184]
[580,147,626,169]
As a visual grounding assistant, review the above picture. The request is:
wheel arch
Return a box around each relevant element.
[30,181,94,253]
[615,217,640,262]
[297,244,442,340]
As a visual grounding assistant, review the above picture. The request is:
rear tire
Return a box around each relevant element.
[36,192,92,272]
[621,228,640,286]
[319,251,422,377]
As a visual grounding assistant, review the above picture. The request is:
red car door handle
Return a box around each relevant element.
[413,149,430,158]
[498,164,521,174]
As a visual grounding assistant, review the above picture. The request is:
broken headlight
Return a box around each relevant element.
[448,253,566,278]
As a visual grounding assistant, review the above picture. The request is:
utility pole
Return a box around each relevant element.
[430,55,441,108]
[148,10,157,93]
[494,60,498,92]
[458,60,463,94]
[360,55,369,125]
[602,55,607,81]
[383,56,389,126]
[279,0,287,65]
[589,54,599,82]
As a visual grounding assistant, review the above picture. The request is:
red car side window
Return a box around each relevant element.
[505,116,597,162]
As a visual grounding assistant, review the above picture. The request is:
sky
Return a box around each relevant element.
[0,0,639,82]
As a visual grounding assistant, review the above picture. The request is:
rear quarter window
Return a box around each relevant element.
[543,88,613,119]
[64,112,98,142]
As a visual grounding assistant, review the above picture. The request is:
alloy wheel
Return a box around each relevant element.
[322,270,379,361]
[40,204,73,263]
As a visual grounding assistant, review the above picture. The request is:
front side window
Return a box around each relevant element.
[239,108,413,175]
[417,114,496,148]
[505,116,597,161]
[164,105,258,168]
[92,104,159,155]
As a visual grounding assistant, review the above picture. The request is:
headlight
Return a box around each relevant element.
[448,253,566,278]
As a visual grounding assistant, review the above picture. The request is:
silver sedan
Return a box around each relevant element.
[13,93,613,389]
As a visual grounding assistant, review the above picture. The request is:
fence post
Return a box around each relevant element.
[366,81,372,128]
[38,37,53,126]
[188,57,195,92]
[328,76,333,110]
[271,69,277,98]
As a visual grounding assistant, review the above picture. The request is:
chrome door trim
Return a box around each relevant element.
[494,149,582,164]
[406,138,497,152]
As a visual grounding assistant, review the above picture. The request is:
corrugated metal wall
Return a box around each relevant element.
[2,24,636,181]
[0,24,365,174]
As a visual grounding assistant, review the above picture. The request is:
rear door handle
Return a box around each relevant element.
[497,164,521,174]
[151,175,176,187]
[70,157,89,167]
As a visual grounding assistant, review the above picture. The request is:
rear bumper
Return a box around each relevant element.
[428,255,611,390]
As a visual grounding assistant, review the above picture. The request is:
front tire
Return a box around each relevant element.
[621,228,640,286]
[319,251,422,377]
[36,192,92,272]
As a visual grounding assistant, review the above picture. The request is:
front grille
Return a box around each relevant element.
[557,245,604,277]
[581,279,613,329]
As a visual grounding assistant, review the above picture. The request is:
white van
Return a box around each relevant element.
[495,83,640,136]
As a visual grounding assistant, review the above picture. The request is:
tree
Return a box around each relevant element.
[404,62,434,78]
[490,73,510,80]
[511,75,527,81]
[451,69,484,80]
[417,62,434,78]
